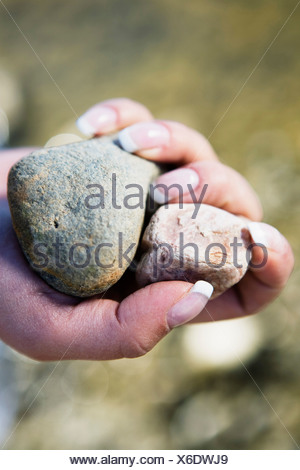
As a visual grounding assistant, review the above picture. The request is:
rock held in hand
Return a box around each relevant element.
[136,204,252,298]
[8,137,160,297]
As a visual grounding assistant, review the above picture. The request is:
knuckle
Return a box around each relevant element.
[122,335,152,358]
[118,98,152,115]
[118,97,138,107]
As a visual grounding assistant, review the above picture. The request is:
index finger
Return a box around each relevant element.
[118,120,218,164]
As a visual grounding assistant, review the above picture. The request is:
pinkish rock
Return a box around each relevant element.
[136,204,251,298]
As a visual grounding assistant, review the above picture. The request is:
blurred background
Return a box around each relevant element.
[0,0,300,450]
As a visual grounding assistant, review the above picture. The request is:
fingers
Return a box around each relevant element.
[77,100,217,163]
[239,222,294,311]
[119,120,218,164]
[76,98,153,136]
[76,100,260,218]
[0,147,37,197]
[191,223,294,322]
[151,160,263,220]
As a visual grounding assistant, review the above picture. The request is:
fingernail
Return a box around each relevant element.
[248,222,284,251]
[118,122,170,153]
[151,168,199,204]
[76,105,118,136]
[167,281,213,329]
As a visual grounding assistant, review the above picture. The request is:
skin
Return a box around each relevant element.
[0,98,294,361]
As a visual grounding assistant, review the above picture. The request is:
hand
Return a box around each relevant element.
[0,99,294,361]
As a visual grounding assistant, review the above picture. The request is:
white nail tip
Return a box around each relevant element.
[248,222,268,247]
[118,128,139,153]
[76,116,95,136]
[151,187,168,204]
[190,281,214,299]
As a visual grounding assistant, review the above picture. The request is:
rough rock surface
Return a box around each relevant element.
[8,137,160,297]
[136,204,251,298]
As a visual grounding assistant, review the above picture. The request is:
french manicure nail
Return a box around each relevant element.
[76,105,118,136]
[167,281,213,328]
[151,168,200,204]
[118,122,170,153]
[248,222,284,251]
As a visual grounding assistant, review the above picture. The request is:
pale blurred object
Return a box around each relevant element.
[44,133,83,148]
[0,342,19,446]
[0,68,24,146]
[170,391,231,447]
[57,119,83,136]
[181,316,263,371]
[0,109,9,147]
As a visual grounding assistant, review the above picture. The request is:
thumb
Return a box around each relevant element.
[19,280,213,361]
[110,280,213,358]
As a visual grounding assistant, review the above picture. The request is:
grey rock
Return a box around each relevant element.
[8,137,160,297]
[136,204,251,298]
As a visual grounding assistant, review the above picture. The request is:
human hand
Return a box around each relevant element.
[0,98,293,361]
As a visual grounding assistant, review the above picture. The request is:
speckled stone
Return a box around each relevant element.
[8,137,160,297]
[136,204,251,298]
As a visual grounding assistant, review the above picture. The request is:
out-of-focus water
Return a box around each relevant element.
[0,0,300,450]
